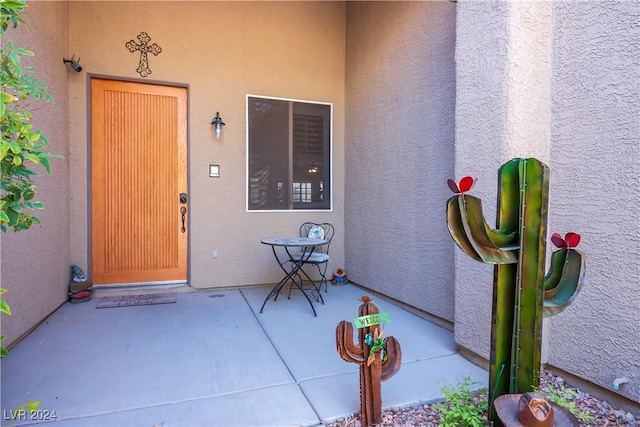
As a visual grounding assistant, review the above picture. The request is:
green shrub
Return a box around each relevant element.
[435,376,489,427]
[1,0,62,360]
[1,0,62,233]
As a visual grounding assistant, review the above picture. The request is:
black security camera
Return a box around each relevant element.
[63,56,83,73]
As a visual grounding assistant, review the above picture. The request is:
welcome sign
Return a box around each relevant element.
[354,312,391,329]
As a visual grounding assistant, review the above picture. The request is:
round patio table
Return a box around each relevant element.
[259,237,328,317]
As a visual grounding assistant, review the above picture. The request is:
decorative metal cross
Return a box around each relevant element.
[125,32,162,77]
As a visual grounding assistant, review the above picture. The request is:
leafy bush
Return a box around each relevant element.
[435,376,489,427]
[1,0,63,360]
[0,288,10,357]
[1,0,61,233]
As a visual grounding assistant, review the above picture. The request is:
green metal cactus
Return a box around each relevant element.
[445,158,585,426]
[336,296,402,426]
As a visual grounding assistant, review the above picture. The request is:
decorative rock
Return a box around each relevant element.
[324,370,638,427]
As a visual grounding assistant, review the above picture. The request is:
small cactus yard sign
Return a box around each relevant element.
[336,296,402,426]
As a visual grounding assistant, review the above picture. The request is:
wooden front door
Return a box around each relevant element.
[91,78,188,285]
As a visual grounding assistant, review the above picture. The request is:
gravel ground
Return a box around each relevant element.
[325,370,638,426]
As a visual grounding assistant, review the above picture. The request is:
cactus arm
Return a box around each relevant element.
[336,321,364,363]
[511,158,549,393]
[459,195,519,264]
[543,249,567,291]
[487,227,519,249]
[543,249,585,317]
[381,337,402,381]
[447,196,484,262]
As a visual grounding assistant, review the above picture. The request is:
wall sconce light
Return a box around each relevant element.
[211,112,225,139]
[63,55,83,72]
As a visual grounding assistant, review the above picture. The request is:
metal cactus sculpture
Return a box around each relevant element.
[336,296,402,426]
[445,158,585,426]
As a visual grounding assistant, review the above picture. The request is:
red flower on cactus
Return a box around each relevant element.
[447,176,476,195]
[551,232,581,249]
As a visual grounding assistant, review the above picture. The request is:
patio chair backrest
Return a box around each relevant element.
[300,222,334,254]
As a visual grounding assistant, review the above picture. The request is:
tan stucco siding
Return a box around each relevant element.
[454,0,639,404]
[547,0,640,403]
[1,1,71,346]
[454,0,553,366]
[67,1,346,288]
[344,1,457,321]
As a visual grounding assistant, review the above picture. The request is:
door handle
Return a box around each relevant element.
[179,193,188,233]
[180,206,187,233]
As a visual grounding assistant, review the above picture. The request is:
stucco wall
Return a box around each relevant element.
[547,0,640,402]
[455,0,640,404]
[1,1,71,346]
[344,1,457,321]
[67,1,346,288]
[454,0,553,366]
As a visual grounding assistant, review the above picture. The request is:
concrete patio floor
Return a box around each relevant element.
[1,283,487,426]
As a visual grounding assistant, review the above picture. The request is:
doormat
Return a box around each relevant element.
[96,293,177,309]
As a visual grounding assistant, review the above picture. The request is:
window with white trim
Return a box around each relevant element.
[247,95,331,211]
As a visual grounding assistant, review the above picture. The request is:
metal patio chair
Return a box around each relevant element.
[288,222,335,299]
